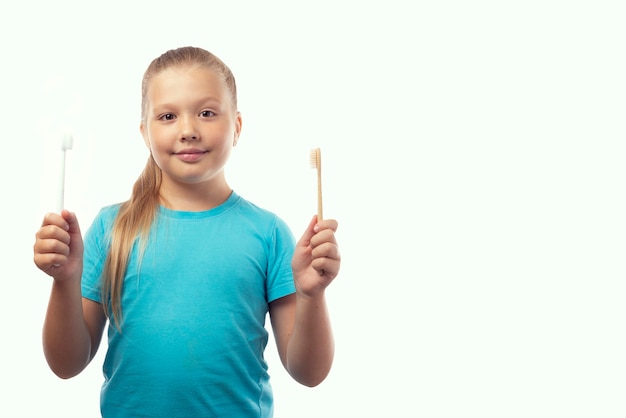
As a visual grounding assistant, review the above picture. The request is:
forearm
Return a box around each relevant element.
[42,278,92,379]
[285,292,335,387]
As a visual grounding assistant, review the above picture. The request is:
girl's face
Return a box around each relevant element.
[141,65,241,194]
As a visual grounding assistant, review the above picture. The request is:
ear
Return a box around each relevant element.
[140,122,151,149]
[233,112,243,146]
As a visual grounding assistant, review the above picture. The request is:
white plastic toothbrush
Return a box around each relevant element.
[57,133,73,213]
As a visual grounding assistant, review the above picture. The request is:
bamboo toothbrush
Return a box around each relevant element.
[57,133,73,213]
[310,147,323,221]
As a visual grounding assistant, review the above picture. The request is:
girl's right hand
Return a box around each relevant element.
[33,210,84,281]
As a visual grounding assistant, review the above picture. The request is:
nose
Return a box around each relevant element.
[180,116,199,142]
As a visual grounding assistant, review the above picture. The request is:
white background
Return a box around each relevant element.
[2,1,625,417]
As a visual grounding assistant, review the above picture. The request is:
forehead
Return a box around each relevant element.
[146,65,230,104]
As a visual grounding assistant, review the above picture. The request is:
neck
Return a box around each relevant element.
[158,178,232,211]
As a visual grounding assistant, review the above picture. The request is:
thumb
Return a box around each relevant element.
[295,215,318,250]
[61,210,84,256]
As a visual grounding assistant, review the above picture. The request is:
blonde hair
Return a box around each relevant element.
[101,46,238,329]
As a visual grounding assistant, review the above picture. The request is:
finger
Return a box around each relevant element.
[34,252,69,272]
[61,210,82,236]
[33,233,71,271]
[35,236,71,257]
[311,256,340,279]
[34,211,77,273]
[311,241,341,261]
[310,229,338,250]
[295,215,318,249]
[310,219,338,247]
[35,223,71,244]
[314,218,338,234]
[41,212,70,230]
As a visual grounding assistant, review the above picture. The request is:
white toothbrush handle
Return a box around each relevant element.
[57,149,66,213]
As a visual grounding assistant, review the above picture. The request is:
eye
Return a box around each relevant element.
[199,110,216,118]
[158,113,176,121]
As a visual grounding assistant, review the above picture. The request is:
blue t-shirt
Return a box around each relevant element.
[81,191,296,417]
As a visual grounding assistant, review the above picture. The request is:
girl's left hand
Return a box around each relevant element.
[291,216,341,296]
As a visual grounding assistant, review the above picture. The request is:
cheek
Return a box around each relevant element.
[146,127,171,150]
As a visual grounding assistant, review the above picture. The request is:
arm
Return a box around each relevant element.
[269,216,340,387]
[34,211,107,379]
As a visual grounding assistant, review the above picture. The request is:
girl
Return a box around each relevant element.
[33,46,341,417]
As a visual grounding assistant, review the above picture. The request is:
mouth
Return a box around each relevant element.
[174,148,208,162]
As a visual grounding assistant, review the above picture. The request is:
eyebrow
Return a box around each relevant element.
[150,97,224,113]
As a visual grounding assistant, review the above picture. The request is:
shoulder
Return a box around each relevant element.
[95,202,124,224]
[230,193,294,238]
[85,202,123,237]
[233,194,288,227]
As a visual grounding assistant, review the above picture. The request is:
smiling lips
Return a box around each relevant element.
[174,148,208,162]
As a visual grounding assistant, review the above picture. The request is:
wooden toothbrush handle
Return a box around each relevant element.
[317,152,323,221]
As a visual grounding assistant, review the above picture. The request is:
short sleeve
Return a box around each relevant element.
[81,205,119,303]
[265,216,296,303]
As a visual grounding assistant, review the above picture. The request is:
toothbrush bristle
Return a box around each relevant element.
[62,134,74,151]
[309,148,320,169]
